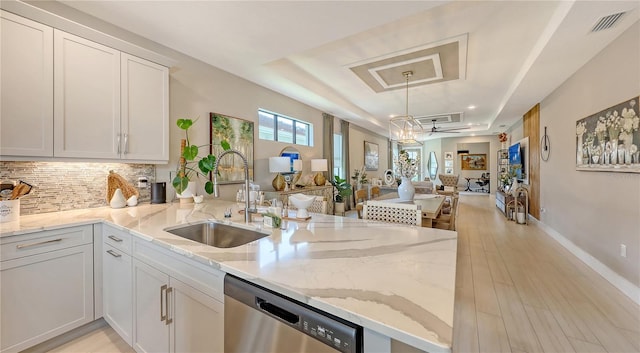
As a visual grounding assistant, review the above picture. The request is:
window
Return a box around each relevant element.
[400,148,422,181]
[258,109,312,146]
[333,133,343,178]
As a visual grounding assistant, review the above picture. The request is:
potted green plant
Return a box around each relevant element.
[173,118,230,195]
[330,175,352,216]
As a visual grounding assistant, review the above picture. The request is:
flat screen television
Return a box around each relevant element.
[509,142,523,179]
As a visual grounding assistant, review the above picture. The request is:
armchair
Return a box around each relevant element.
[437,174,459,196]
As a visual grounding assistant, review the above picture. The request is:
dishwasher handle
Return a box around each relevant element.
[256,297,300,325]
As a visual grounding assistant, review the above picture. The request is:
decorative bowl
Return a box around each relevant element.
[288,194,316,218]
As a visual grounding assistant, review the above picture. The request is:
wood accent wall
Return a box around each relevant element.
[523,104,540,219]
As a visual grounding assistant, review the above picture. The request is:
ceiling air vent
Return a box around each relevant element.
[591,12,625,32]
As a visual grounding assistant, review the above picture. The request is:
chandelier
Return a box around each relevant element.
[389,71,423,144]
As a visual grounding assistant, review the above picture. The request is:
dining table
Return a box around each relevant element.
[373,192,446,227]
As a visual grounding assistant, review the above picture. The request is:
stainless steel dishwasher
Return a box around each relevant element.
[224,274,362,353]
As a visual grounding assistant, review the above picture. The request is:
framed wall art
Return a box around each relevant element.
[364,141,379,170]
[210,112,254,183]
[576,96,639,173]
[461,154,487,170]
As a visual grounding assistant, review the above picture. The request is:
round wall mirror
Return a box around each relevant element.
[279,146,301,174]
[427,151,438,180]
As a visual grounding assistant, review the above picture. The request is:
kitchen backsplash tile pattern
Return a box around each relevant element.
[0,162,155,215]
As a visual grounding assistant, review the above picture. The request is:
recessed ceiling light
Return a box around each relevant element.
[467,123,473,126]
[471,133,476,136]
[467,105,476,110]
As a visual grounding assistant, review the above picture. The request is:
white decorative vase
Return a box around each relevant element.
[110,188,126,209]
[397,177,415,201]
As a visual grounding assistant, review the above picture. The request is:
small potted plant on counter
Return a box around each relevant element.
[173,117,230,197]
[330,175,352,216]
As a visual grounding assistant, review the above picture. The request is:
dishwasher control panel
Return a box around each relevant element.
[302,315,355,352]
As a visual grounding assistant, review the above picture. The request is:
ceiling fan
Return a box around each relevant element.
[428,119,470,135]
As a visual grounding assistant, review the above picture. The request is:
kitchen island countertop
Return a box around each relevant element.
[0,200,457,353]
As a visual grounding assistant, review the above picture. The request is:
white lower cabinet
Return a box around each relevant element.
[132,239,224,353]
[0,225,94,353]
[102,225,133,345]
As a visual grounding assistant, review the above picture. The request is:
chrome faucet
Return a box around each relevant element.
[213,149,256,223]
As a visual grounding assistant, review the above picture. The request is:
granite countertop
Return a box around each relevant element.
[0,200,457,353]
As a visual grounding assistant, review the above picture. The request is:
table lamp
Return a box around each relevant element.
[311,159,328,186]
[269,157,290,191]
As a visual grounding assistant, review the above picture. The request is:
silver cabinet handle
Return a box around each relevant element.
[123,133,129,154]
[117,133,121,154]
[107,235,123,242]
[106,249,121,258]
[160,284,167,322]
[16,238,62,249]
[165,286,173,325]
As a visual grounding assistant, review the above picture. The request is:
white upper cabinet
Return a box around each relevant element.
[1,11,169,163]
[0,10,53,157]
[121,54,169,162]
[54,30,121,159]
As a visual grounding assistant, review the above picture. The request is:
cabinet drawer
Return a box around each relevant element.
[0,225,93,261]
[103,224,132,254]
[133,239,224,302]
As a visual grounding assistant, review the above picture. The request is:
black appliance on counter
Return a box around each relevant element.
[150,182,166,204]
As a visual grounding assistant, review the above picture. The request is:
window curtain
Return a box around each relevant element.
[341,119,351,210]
[322,113,334,180]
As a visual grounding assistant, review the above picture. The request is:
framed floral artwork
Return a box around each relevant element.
[209,112,254,183]
[364,141,379,170]
[576,96,639,173]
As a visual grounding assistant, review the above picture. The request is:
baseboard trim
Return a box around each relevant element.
[20,319,107,353]
[531,218,640,305]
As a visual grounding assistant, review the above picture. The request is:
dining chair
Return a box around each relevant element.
[431,195,459,230]
[354,188,368,219]
[370,186,380,199]
[363,200,422,226]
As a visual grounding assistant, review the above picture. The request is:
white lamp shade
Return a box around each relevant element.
[292,159,303,171]
[311,159,328,172]
[269,157,291,173]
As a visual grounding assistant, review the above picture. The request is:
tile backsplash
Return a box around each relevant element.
[0,161,155,215]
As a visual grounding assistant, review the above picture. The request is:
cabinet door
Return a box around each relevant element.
[54,30,120,158]
[103,244,133,346]
[133,259,170,353]
[0,244,94,353]
[121,54,169,162]
[170,278,223,353]
[0,11,53,157]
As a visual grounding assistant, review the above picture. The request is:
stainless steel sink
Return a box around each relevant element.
[164,222,268,248]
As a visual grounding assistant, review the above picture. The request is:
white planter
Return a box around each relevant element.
[397,177,415,201]
[176,181,197,200]
[517,212,526,224]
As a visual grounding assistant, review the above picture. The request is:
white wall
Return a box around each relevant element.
[440,136,501,192]
[349,125,390,180]
[165,57,324,199]
[539,22,639,288]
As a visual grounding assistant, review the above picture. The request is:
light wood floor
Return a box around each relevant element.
[47,195,640,353]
